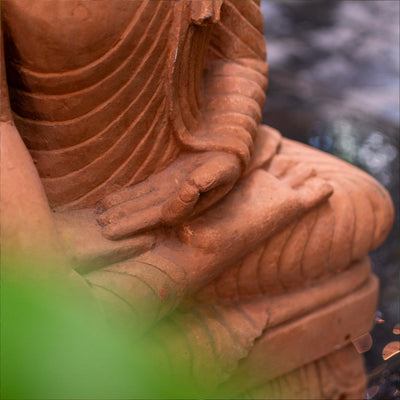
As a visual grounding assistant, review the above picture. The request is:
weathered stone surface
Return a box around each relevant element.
[0,1,394,397]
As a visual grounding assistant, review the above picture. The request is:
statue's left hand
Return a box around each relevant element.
[96,152,240,240]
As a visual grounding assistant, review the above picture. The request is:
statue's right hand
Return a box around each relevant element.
[96,151,240,240]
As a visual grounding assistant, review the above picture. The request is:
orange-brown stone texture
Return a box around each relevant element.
[1,1,394,398]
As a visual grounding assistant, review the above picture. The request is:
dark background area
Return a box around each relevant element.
[260,1,399,399]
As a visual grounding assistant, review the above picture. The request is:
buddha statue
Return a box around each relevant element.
[1,1,394,398]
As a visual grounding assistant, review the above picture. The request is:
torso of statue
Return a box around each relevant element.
[2,0,182,209]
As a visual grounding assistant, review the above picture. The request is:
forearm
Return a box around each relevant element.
[203,0,268,170]
[202,61,266,161]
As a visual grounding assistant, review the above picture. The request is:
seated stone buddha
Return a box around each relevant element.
[1,0,394,398]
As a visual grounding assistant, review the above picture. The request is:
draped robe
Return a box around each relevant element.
[3,0,267,209]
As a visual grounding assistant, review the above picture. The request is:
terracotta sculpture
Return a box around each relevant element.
[1,1,394,398]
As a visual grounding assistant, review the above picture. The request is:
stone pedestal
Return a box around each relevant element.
[242,345,367,400]
[224,258,376,399]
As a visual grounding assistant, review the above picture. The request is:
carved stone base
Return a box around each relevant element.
[241,344,367,400]
[216,259,377,399]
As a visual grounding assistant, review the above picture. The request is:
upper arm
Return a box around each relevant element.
[1,28,13,123]
[1,28,61,255]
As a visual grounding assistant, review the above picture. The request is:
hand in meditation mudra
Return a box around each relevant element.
[1,1,394,398]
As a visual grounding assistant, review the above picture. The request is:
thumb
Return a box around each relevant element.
[161,181,200,225]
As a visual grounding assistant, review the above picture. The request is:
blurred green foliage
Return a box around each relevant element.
[0,254,207,400]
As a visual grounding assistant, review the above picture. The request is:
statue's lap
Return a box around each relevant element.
[63,125,393,302]
[194,133,393,300]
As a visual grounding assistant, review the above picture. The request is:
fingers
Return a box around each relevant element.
[296,177,333,210]
[189,154,240,192]
[161,181,200,225]
[101,205,162,240]
[273,161,333,210]
[267,154,296,178]
[192,182,235,216]
[98,179,161,210]
[161,155,240,224]
[281,164,316,189]
[97,191,166,226]
[99,153,241,235]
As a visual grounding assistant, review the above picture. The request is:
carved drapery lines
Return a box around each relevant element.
[240,345,366,399]
[6,1,150,94]
[6,0,272,209]
[9,2,169,123]
[48,97,171,209]
[192,140,394,303]
[29,54,168,178]
[168,1,268,173]
[12,8,171,148]
[7,4,181,208]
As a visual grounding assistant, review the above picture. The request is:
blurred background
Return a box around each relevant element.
[260,1,399,399]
